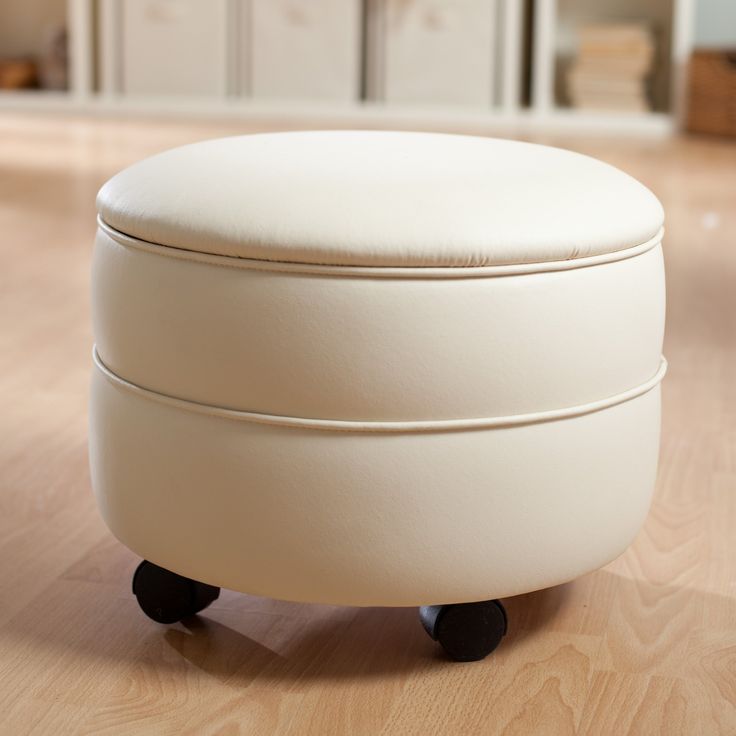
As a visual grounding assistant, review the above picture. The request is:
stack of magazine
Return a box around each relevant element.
[567,23,655,112]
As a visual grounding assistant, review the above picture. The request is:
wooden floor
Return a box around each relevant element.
[0,113,734,735]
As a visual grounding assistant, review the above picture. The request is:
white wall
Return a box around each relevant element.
[694,0,736,47]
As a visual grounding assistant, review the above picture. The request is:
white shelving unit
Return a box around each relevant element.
[0,0,695,134]
[529,0,696,130]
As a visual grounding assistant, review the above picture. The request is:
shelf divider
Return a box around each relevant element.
[68,0,93,99]
[531,0,556,114]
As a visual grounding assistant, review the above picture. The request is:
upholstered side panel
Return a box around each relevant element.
[89,365,661,607]
[92,227,665,423]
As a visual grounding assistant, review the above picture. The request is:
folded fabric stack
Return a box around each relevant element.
[567,23,654,112]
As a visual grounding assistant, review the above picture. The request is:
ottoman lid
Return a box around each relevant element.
[97,131,663,269]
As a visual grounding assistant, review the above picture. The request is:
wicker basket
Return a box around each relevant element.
[686,50,736,137]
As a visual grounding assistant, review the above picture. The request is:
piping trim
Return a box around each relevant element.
[93,348,667,434]
[97,217,664,280]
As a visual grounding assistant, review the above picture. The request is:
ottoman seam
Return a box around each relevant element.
[97,217,664,280]
[93,348,667,434]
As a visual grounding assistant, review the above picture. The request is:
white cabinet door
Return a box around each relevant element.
[249,0,361,102]
[379,0,497,107]
[121,0,228,97]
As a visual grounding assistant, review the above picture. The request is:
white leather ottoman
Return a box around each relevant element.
[90,131,666,661]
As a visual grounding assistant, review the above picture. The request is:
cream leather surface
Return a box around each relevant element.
[89,131,667,606]
[96,131,664,268]
[93,225,664,422]
[90,367,661,606]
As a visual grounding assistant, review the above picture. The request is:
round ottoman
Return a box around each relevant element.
[89,131,666,661]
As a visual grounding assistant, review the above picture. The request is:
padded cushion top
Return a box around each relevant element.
[97,130,664,269]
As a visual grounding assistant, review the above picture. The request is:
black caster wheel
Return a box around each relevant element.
[132,560,220,624]
[419,599,507,662]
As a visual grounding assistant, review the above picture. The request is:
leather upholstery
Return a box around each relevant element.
[92,224,665,423]
[96,131,664,268]
[89,131,666,606]
[90,370,661,606]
